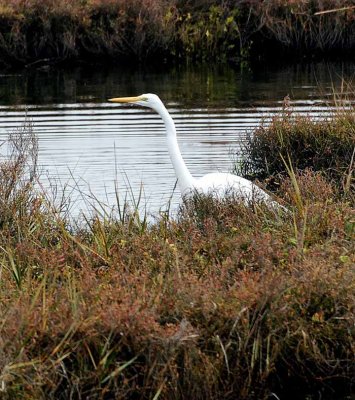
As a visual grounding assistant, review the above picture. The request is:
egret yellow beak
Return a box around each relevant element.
[108,96,142,103]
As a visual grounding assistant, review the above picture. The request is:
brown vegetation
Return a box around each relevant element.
[0,0,353,66]
[250,0,355,56]
[0,106,354,398]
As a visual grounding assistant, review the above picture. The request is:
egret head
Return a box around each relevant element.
[108,93,163,112]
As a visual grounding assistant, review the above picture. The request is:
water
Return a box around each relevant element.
[0,62,353,217]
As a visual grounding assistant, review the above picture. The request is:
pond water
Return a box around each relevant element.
[0,61,353,218]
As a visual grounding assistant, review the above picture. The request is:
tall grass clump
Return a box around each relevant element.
[0,119,40,242]
[249,0,355,58]
[0,120,353,399]
[237,98,355,196]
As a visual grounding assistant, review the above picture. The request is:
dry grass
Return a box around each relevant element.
[0,0,353,66]
[251,0,355,53]
[0,111,353,399]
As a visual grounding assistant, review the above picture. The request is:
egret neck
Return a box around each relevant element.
[157,103,195,194]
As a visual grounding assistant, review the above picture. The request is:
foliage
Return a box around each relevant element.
[174,4,246,63]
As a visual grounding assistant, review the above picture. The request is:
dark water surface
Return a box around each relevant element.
[0,62,353,217]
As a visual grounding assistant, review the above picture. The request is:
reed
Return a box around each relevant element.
[250,0,355,57]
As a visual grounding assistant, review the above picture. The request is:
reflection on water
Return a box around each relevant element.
[0,62,353,217]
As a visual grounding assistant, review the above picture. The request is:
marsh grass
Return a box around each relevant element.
[249,0,355,58]
[0,0,353,66]
[0,111,354,399]
[236,96,355,198]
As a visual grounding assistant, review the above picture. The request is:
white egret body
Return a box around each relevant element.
[109,93,278,206]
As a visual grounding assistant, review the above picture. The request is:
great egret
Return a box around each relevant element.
[109,93,280,206]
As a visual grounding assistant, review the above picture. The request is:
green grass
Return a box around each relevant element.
[0,110,353,399]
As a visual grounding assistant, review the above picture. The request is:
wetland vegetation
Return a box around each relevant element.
[0,1,354,398]
[0,100,353,399]
[0,0,353,67]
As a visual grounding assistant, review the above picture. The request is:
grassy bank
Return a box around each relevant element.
[0,106,354,399]
[0,0,353,67]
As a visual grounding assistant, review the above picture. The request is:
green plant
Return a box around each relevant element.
[176,4,245,62]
